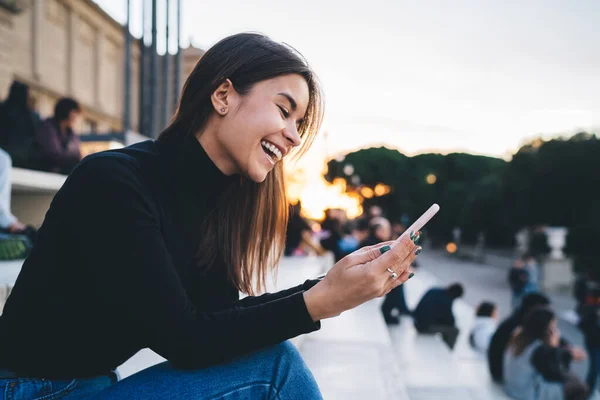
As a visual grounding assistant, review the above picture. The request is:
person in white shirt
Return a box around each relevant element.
[470,301,498,353]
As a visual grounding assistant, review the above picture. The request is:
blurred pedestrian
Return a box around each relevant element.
[578,281,600,393]
[359,217,391,247]
[508,255,532,310]
[504,306,588,400]
[284,201,325,256]
[0,148,33,260]
[0,148,25,234]
[391,221,405,240]
[470,301,498,354]
[0,81,41,169]
[488,293,586,384]
[351,218,370,244]
[380,224,415,324]
[320,208,343,261]
[37,98,82,174]
[413,283,464,349]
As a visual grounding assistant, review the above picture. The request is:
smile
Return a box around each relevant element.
[261,140,283,163]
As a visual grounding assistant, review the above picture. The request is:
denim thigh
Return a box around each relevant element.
[0,373,115,400]
[86,341,322,400]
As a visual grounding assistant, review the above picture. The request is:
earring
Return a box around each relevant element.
[220,108,226,113]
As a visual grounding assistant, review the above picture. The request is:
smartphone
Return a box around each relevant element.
[395,203,440,243]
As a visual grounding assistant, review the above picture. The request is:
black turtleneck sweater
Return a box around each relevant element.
[0,136,320,379]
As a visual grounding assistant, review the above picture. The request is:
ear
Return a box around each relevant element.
[211,79,235,115]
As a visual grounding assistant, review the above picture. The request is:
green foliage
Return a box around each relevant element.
[326,132,600,269]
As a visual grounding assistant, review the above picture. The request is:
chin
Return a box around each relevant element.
[246,167,270,183]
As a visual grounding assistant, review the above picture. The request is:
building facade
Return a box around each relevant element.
[0,0,203,137]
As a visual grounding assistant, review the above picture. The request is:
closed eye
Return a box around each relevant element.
[277,105,289,118]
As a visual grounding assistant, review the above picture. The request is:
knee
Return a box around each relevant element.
[269,341,305,367]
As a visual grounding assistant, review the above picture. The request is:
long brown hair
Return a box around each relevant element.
[159,33,324,295]
[511,306,555,356]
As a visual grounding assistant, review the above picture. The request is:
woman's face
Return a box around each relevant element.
[205,74,309,183]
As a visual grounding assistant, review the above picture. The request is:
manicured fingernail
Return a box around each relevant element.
[409,273,415,279]
[409,231,416,240]
[380,245,391,254]
[413,233,421,244]
[414,246,422,255]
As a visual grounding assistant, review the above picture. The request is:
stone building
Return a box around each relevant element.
[0,0,203,137]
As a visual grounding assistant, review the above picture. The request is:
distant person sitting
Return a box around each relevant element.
[413,283,464,349]
[504,306,588,400]
[487,292,585,384]
[351,218,370,245]
[508,256,531,310]
[359,217,391,247]
[37,98,82,174]
[284,202,325,256]
[470,301,498,354]
[0,81,41,169]
[0,149,34,259]
[488,293,550,383]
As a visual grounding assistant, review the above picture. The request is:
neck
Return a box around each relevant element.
[196,128,238,176]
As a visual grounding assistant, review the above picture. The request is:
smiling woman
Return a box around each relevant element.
[0,33,422,400]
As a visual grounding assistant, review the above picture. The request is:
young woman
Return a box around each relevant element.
[0,33,420,399]
[504,307,588,400]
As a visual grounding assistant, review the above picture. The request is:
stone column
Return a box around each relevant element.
[32,0,43,80]
[67,8,78,95]
[95,32,104,110]
[0,8,13,96]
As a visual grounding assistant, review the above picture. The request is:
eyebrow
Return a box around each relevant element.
[277,92,297,111]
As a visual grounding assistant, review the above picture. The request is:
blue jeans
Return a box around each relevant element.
[587,346,600,395]
[0,342,322,399]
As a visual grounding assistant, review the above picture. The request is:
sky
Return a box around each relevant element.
[95,0,599,161]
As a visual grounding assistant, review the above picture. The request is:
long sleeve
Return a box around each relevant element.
[66,155,320,369]
[531,345,571,382]
[236,279,321,308]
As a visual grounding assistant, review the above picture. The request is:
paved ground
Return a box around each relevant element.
[414,250,588,379]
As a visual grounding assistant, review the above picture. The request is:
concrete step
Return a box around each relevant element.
[398,270,510,399]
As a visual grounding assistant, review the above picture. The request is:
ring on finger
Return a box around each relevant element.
[386,267,398,280]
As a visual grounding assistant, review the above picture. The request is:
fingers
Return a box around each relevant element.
[355,241,395,254]
[382,268,414,295]
[372,234,418,273]
[343,241,396,266]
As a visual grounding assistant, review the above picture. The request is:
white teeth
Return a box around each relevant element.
[261,140,282,161]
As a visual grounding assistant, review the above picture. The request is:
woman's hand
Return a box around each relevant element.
[303,234,421,321]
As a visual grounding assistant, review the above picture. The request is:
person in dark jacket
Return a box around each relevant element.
[413,283,464,349]
[578,282,600,393]
[378,223,415,325]
[36,98,82,174]
[0,81,41,169]
[0,33,422,399]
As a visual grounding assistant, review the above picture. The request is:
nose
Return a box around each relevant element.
[283,124,302,148]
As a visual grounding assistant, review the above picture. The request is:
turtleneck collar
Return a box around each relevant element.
[158,134,238,200]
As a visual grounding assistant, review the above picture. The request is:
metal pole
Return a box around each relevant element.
[149,0,158,137]
[173,0,182,113]
[139,0,147,135]
[123,0,131,131]
[162,0,170,128]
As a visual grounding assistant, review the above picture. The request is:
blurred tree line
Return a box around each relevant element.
[325,132,600,272]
